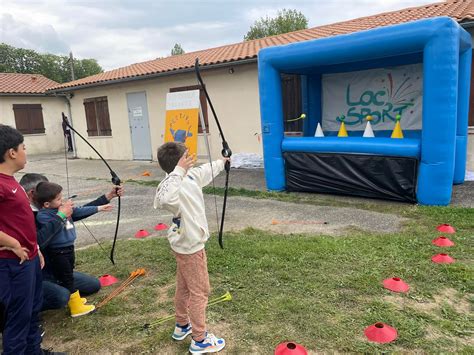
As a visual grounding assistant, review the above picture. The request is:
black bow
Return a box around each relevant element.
[194,58,232,249]
[62,113,121,264]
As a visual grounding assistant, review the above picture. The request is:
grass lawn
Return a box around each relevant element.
[41,202,473,353]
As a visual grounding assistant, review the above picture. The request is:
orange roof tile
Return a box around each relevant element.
[50,0,474,91]
[0,73,60,94]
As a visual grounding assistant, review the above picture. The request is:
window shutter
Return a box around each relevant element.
[83,97,112,137]
[96,98,112,136]
[199,89,209,134]
[84,101,98,136]
[12,104,45,134]
[13,105,31,134]
[29,105,45,134]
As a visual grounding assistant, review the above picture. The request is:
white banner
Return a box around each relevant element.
[166,90,200,110]
[322,64,423,131]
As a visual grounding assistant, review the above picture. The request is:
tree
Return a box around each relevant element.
[0,43,103,83]
[171,43,185,56]
[38,53,64,82]
[73,58,102,81]
[244,9,308,41]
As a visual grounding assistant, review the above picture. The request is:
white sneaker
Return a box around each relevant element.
[189,333,225,354]
[172,323,192,341]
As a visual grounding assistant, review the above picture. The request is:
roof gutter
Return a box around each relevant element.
[0,93,66,97]
[461,20,474,29]
[47,57,258,94]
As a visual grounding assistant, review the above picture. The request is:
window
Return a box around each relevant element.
[83,97,112,136]
[12,104,45,134]
[281,74,303,134]
[169,85,209,133]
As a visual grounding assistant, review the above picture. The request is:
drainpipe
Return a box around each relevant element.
[63,94,78,158]
[50,92,77,158]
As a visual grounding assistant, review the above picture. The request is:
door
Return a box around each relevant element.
[127,91,152,160]
[281,74,303,135]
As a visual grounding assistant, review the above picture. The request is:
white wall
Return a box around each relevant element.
[0,96,67,154]
[67,63,263,161]
[466,26,474,172]
[468,135,474,172]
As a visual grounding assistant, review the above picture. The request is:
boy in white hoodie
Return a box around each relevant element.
[154,142,227,354]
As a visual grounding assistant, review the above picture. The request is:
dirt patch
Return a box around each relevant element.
[382,288,474,346]
[121,340,179,354]
[223,196,406,236]
[383,288,471,315]
[425,324,444,341]
[155,283,174,303]
[433,288,471,314]
[383,293,437,313]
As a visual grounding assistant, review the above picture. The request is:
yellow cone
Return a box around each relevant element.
[338,122,348,137]
[391,115,404,138]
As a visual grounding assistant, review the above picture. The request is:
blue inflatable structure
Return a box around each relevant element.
[258,17,471,205]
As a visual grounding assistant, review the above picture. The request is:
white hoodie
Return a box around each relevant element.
[154,160,225,254]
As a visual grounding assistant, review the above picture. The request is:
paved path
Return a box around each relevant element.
[20,154,472,248]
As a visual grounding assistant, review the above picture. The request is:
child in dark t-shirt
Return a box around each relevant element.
[0,125,46,354]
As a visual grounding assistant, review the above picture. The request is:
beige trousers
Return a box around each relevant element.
[174,248,210,341]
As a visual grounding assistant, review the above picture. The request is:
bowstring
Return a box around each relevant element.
[63,121,110,260]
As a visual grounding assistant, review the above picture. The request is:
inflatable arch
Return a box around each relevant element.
[258,17,471,205]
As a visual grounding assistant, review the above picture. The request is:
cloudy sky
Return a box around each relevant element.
[1,0,436,71]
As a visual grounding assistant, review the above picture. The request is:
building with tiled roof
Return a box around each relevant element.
[0,73,60,95]
[49,0,474,91]
[45,0,474,175]
[0,73,68,153]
